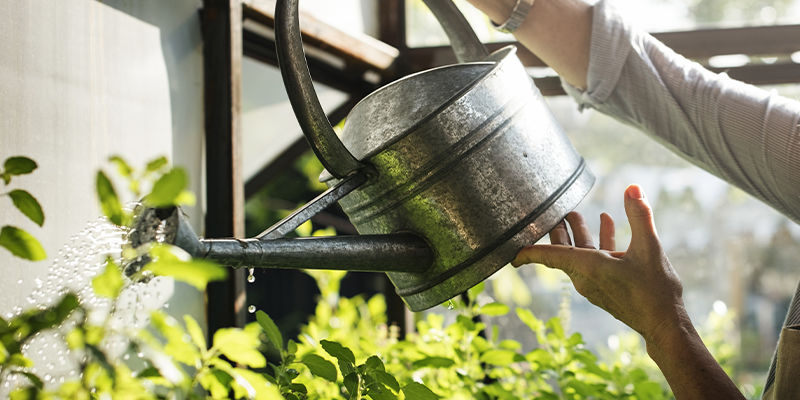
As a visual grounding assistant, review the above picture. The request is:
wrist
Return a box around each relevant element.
[644,306,697,359]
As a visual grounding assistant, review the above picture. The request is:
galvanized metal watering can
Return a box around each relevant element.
[150,0,593,311]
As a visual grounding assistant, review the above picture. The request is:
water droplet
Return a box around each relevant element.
[447,300,455,310]
[248,305,256,313]
[247,268,255,283]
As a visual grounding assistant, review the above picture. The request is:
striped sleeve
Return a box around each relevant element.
[562,0,800,224]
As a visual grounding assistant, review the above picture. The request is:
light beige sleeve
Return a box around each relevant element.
[562,0,800,224]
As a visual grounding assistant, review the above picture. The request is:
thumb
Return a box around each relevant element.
[624,185,659,249]
[512,244,599,276]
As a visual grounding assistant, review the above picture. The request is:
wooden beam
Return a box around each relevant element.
[242,0,399,74]
[242,29,378,95]
[377,0,414,338]
[408,43,546,69]
[712,62,800,86]
[407,24,800,71]
[202,0,247,332]
[655,24,800,59]
[378,0,407,50]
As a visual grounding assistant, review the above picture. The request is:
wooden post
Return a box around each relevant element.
[202,0,247,332]
[378,0,415,336]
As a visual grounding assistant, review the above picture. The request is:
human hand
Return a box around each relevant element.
[512,185,689,346]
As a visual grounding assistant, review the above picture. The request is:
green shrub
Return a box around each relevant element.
[1,155,745,399]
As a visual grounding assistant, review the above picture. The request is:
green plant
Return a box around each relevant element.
[0,156,46,261]
[1,154,748,399]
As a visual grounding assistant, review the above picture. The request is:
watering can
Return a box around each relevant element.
[141,0,594,312]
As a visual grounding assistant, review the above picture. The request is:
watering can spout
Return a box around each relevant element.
[132,206,434,274]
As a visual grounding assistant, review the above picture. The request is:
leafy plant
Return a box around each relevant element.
[1,155,747,399]
[1,156,46,261]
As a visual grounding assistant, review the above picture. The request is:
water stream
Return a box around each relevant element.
[2,216,174,392]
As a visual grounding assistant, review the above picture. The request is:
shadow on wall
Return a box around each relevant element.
[101,0,207,328]
[102,0,205,230]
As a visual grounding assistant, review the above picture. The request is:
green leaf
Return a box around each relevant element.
[322,339,356,377]
[320,339,355,364]
[229,367,282,399]
[8,354,33,368]
[401,382,440,400]
[371,370,400,392]
[367,384,397,400]
[199,369,232,399]
[96,171,126,226]
[467,281,485,302]
[0,341,7,363]
[365,355,385,372]
[108,155,133,178]
[9,387,38,400]
[184,315,207,350]
[213,328,266,368]
[145,156,168,173]
[11,371,44,390]
[8,190,44,226]
[146,246,226,290]
[411,356,455,369]
[3,157,37,177]
[479,349,522,366]
[92,259,124,298]
[546,317,565,339]
[144,167,187,207]
[301,353,337,382]
[255,310,283,351]
[295,219,312,237]
[0,226,46,261]
[477,302,510,316]
[343,372,360,399]
[516,308,544,335]
[498,339,522,351]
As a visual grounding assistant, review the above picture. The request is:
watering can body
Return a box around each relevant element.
[326,49,593,310]
[152,0,593,312]
[273,0,593,311]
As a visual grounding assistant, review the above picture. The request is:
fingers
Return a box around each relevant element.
[548,220,572,246]
[624,185,659,249]
[599,212,615,251]
[565,212,595,248]
[512,244,610,275]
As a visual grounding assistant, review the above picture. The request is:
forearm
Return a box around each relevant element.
[464,0,592,89]
[472,0,800,223]
[645,312,744,400]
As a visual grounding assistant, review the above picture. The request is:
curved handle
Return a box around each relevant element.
[275,0,364,179]
[422,0,488,63]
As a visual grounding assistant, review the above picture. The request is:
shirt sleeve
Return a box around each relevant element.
[562,0,800,224]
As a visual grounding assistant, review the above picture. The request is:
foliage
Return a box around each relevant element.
[0,156,46,261]
[0,155,749,399]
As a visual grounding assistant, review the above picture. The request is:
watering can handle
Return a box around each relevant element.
[421,0,489,63]
[275,0,487,179]
[275,0,364,179]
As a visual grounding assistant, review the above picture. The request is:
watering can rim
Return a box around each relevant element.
[342,46,518,156]
[320,45,519,183]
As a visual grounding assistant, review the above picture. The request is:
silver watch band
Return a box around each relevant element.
[492,0,535,33]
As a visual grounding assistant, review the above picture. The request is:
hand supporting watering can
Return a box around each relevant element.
[467,0,800,398]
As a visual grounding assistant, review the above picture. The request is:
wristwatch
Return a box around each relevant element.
[492,0,535,33]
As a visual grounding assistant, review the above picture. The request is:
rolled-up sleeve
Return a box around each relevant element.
[562,0,800,223]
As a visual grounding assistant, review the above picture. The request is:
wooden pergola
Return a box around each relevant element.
[200,0,800,334]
